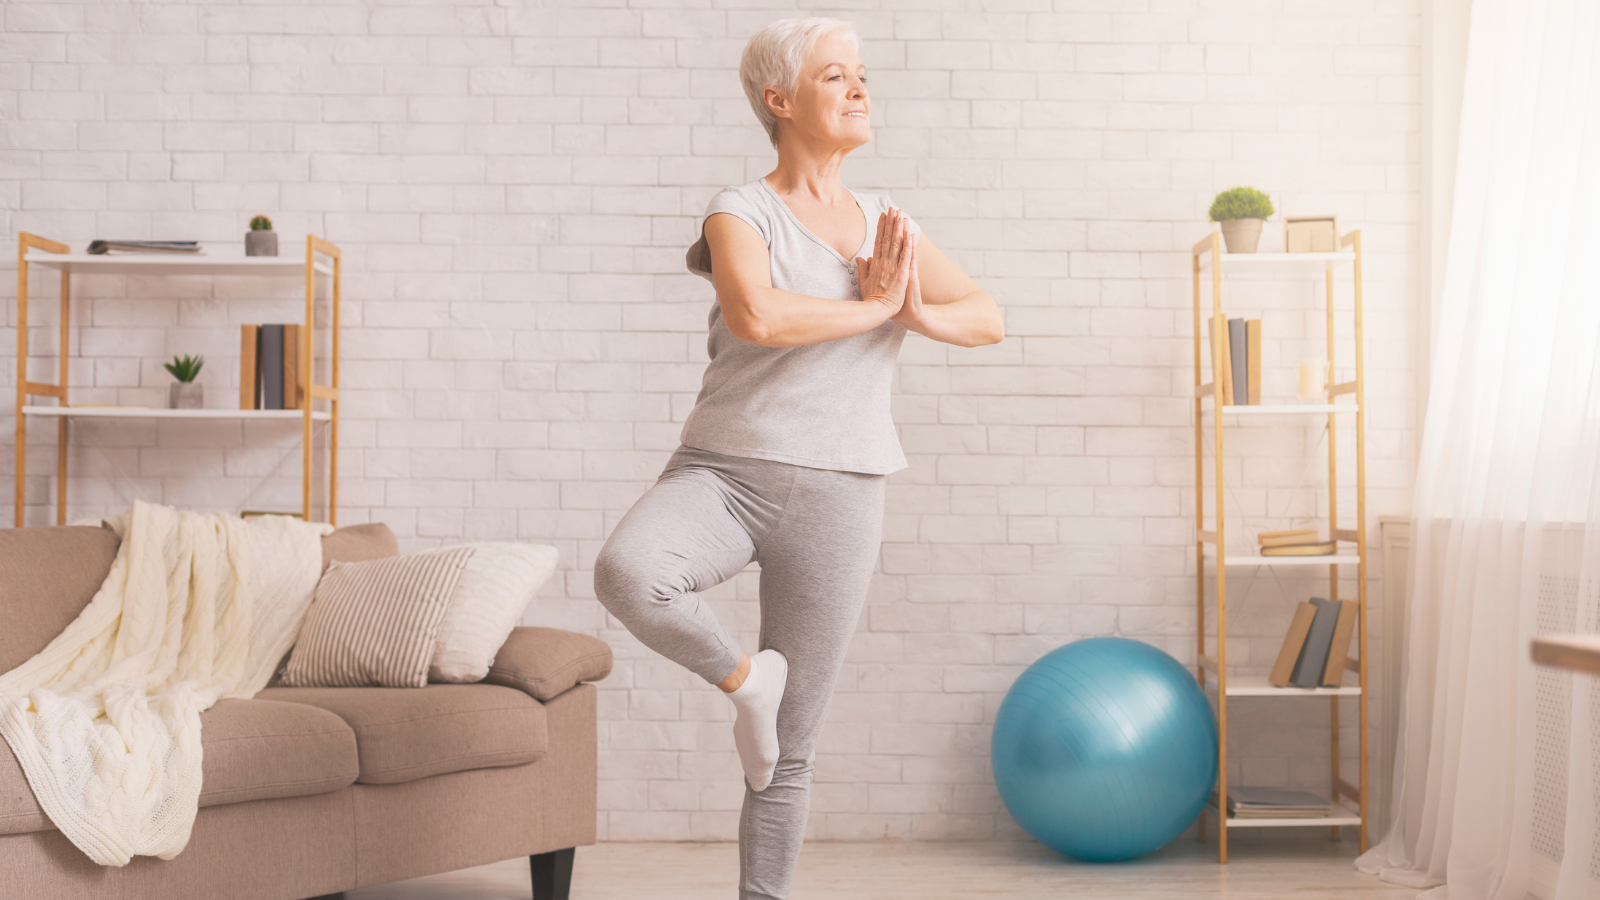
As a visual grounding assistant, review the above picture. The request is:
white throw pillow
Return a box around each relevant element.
[428,542,559,683]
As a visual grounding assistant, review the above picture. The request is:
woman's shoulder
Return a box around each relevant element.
[704,179,772,219]
[687,179,772,278]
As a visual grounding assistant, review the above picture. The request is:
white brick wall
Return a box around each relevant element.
[2,1,1418,842]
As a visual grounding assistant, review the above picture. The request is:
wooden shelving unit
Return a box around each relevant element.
[1190,231,1368,862]
[13,233,342,526]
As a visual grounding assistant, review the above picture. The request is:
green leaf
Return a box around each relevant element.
[1207,187,1275,223]
[164,354,204,383]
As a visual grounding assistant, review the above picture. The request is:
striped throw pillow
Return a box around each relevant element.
[282,546,475,688]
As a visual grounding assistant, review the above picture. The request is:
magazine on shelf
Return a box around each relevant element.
[86,240,205,255]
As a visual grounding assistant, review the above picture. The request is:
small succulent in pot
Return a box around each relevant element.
[165,354,205,409]
[245,215,278,257]
[1208,187,1275,254]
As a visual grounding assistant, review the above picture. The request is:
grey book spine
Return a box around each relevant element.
[260,324,284,410]
[1228,317,1248,405]
[1290,597,1340,688]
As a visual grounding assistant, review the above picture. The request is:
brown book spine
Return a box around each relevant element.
[1320,600,1359,686]
[1270,602,1320,687]
[1246,319,1261,405]
[239,324,259,410]
[1258,528,1319,546]
[283,323,301,410]
[1260,541,1338,556]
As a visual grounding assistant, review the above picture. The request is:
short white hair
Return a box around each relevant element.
[740,17,860,149]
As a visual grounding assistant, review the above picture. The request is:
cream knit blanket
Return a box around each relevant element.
[0,501,332,865]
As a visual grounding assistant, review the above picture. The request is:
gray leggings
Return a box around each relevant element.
[594,444,887,900]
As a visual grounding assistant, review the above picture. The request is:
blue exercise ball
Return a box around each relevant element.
[991,637,1218,862]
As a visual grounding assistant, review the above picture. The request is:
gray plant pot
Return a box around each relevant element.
[170,382,202,410]
[245,230,278,257]
[1219,218,1265,254]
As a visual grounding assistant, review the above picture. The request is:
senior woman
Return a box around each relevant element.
[593,16,1003,900]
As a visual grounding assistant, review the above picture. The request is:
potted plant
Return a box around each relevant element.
[165,354,204,409]
[246,215,277,257]
[1208,187,1275,254]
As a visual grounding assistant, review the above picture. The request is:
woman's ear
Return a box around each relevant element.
[763,86,792,122]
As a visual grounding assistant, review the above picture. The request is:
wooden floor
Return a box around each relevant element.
[347,839,1413,899]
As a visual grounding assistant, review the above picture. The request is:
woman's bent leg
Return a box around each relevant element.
[738,467,888,900]
[593,466,766,685]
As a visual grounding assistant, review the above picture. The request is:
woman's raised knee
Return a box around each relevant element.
[593,540,678,616]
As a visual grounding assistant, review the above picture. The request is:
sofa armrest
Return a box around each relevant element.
[484,627,613,702]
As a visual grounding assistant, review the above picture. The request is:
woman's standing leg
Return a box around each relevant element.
[737,466,888,900]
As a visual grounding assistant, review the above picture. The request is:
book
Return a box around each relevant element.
[1320,600,1359,687]
[1269,601,1319,687]
[260,324,285,410]
[1214,787,1331,818]
[240,325,259,410]
[1212,316,1234,405]
[86,240,203,255]
[1258,528,1320,547]
[1245,319,1262,405]
[1261,541,1338,556]
[1290,597,1341,688]
[283,323,301,410]
[1228,318,1247,407]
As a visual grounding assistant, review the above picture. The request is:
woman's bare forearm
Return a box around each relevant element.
[722,285,897,348]
[902,290,1004,347]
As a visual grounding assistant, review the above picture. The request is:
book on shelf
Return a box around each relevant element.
[1320,600,1358,687]
[260,325,284,410]
[1268,601,1319,687]
[1212,787,1331,819]
[86,240,204,255]
[1228,318,1247,406]
[1258,528,1320,548]
[1260,541,1338,556]
[240,325,259,410]
[1289,597,1341,688]
[241,324,303,411]
[1245,319,1262,404]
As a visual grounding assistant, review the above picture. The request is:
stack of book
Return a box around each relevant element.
[1209,316,1261,405]
[1268,596,1358,688]
[1257,528,1336,557]
[1212,787,1331,819]
[240,324,303,410]
[86,240,204,255]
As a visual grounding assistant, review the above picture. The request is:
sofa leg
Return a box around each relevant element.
[531,847,575,900]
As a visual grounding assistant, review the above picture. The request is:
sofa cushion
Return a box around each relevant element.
[257,684,546,785]
[485,627,614,701]
[0,698,359,837]
[321,522,399,572]
[0,525,121,674]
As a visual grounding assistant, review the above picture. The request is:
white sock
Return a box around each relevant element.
[727,649,787,792]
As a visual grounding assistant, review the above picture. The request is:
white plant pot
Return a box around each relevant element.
[170,382,202,409]
[1219,218,1265,254]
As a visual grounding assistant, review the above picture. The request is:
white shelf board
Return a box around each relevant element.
[1210,802,1362,828]
[23,406,330,421]
[1204,673,1361,697]
[1199,250,1355,269]
[23,252,332,277]
[1215,403,1358,415]
[1204,549,1361,567]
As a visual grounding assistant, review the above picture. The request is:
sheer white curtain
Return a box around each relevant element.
[1356,0,1600,897]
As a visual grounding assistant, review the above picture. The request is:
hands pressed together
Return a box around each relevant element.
[853,207,923,329]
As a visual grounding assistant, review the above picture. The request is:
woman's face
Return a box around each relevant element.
[773,32,869,151]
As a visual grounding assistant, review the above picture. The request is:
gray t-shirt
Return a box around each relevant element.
[682,177,921,475]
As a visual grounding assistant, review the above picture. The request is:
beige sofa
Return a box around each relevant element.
[0,523,611,900]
